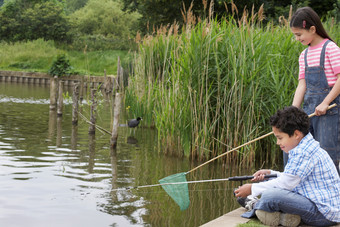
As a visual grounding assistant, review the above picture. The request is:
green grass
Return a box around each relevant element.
[0,39,131,76]
[237,219,267,227]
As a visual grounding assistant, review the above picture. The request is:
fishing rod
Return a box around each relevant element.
[186,103,337,175]
[113,104,337,211]
[112,174,277,191]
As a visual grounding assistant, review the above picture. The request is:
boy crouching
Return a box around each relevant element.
[234,106,340,227]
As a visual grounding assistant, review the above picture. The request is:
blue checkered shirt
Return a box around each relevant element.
[285,133,340,222]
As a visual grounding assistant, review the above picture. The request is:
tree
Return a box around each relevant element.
[0,0,70,42]
[64,0,89,14]
[22,2,69,41]
[122,0,206,32]
[70,0,140,39]
[121,0,338,32]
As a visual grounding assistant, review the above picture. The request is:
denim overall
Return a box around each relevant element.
[283,40,340,174]
[302,40,340,174]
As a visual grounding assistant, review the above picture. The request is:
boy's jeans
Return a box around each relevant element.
[242,188,337,226]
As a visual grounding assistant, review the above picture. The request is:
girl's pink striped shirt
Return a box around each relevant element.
[298,39,340,87]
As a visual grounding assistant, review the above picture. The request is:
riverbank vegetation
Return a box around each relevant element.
[2,0,340,165]
[0,39,130,75]
[125,3,340,166]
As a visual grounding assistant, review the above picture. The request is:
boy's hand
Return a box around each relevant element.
[234,183,252,198]
[252,169,271,182]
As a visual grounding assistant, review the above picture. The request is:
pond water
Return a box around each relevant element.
[0,82,253,227]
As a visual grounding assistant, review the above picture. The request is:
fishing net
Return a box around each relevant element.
[158,172,190,211]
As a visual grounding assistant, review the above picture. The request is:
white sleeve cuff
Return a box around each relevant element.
[251,173,300,197]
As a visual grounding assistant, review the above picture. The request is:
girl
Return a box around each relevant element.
[288,7,340,174]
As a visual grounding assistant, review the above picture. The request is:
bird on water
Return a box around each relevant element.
[128,117,142,128]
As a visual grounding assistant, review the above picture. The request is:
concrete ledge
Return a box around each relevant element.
[200,207,249,227]
[201,207,340,227]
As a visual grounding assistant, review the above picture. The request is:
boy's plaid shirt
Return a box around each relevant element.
[286,133,340,222]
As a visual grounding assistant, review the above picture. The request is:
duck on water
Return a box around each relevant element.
[128,117,142,128]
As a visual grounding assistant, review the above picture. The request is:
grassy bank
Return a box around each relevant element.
[125,10,340,165]
[0,39,130,76]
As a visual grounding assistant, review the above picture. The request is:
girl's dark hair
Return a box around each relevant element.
[290,7,333,41]
[270,106,310,137]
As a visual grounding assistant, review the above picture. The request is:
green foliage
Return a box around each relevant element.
[122,0,339,32]
[0,39,130,75]
[1,0,340,49]
[68,34,136,51]
[125,15,340,163]
[48,54,74,77]
[64,0,89,14]
[0,0,70,42]
[0,39,60,71]
[122,0,206,32]
[327,0,340,21]
[69,0,140,49]
[22,1,70,42]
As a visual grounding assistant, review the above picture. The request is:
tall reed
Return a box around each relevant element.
[125,8,340,165]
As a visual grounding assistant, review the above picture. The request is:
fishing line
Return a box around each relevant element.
[113,174,277,191]
[115,187,237,195]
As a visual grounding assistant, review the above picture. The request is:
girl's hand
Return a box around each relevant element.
[251,169,271,182]
[315,102,329,116]
[234,184,252,198]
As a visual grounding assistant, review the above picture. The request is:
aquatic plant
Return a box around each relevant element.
[125,4,340,165]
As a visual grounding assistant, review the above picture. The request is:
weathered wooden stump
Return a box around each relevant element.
[88,89,97,134]
[57,80,64,116]
[49,76,58,110]
[72,83,79,125]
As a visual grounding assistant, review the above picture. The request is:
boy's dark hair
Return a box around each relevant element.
[290,7,333,42]
[270,106,310,137]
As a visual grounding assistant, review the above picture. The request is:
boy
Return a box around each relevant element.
[234,106,340,227]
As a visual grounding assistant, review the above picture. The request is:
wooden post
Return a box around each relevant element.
[80,76,84,102]
[104,69,111,93]
[57,80,64,116]
[89,89,97,134]
[119,65,124,92]
[49,76,58,110]
[110,93,122,148]
[72,83,79,125]
[116,56,124,92]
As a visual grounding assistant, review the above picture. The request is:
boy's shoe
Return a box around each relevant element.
[255,210,301,227]
[237,196,259,210]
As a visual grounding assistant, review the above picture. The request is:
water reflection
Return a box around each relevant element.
[0,82,252,227]
[110,148,118,192]
[56,115,62,147]
[88,134,96,174]
[71,124,78,151]
[48,110,57,140]
[127,136,138,145]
